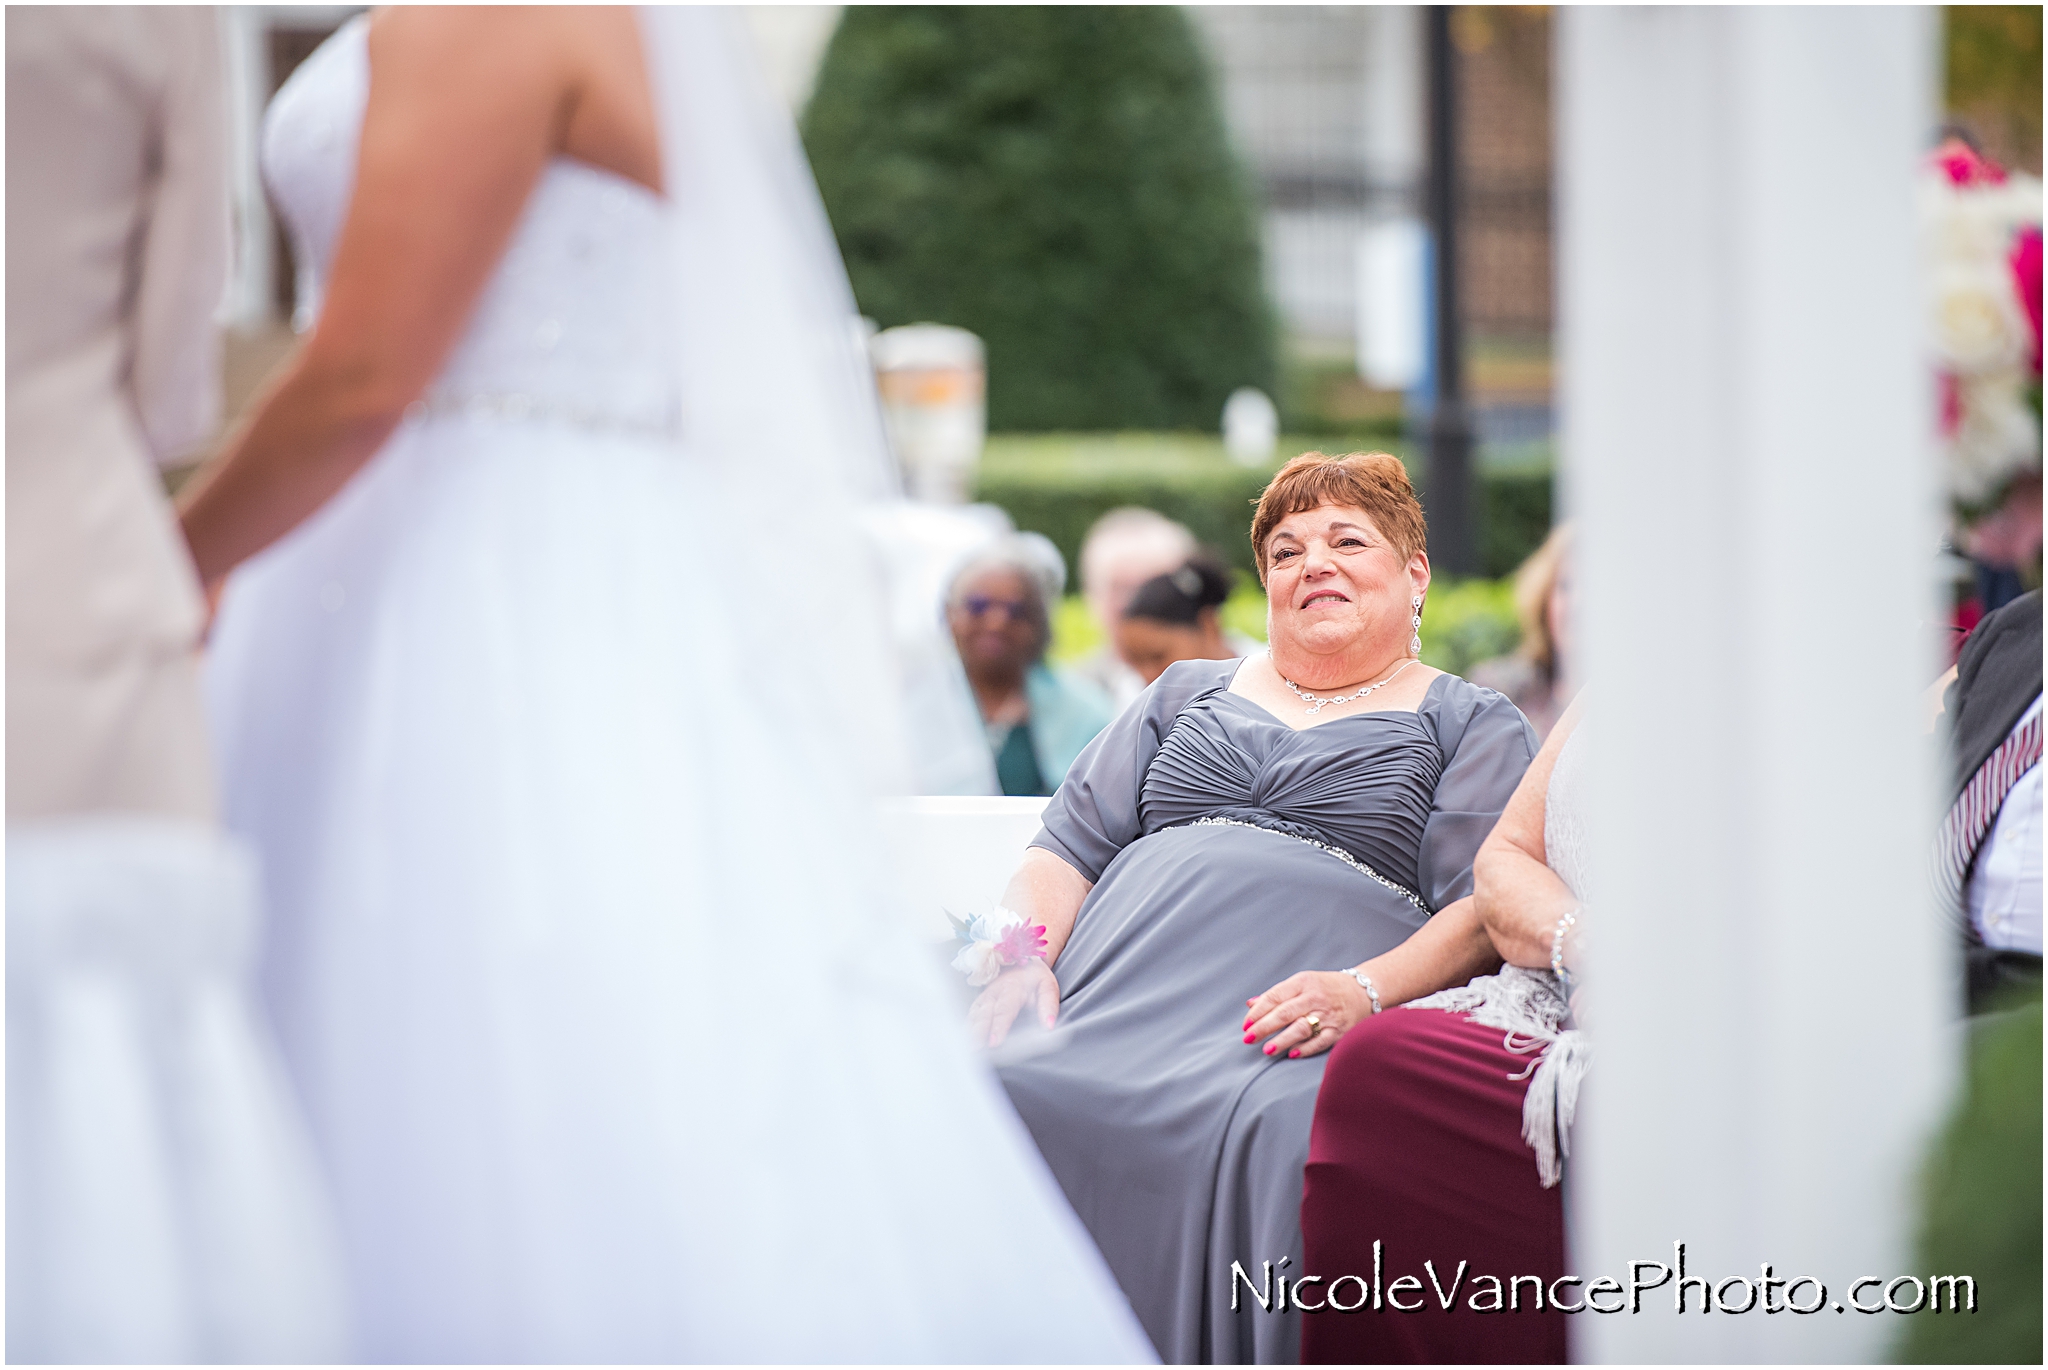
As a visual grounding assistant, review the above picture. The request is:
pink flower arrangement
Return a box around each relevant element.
[1923,137,2042,508]
[992,917,1050,966]
[949,907,1050,987]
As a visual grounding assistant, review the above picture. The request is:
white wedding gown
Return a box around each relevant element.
[206,12,1152,1362]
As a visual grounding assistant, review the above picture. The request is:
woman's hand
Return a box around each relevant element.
[1243,971,1372,1060]
[969,959,1060,1048]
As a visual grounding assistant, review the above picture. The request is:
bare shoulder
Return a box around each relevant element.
[365,6,584,91]
[367,6,657,191]
[371,7,642,67]
[364,7,561,90]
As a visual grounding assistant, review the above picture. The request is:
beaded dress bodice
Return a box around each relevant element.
[261,18,680,436]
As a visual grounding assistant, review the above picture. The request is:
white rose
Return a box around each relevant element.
[1930,261,2029,374]
[1922,173,2043,249]
[968,906,1023,944]
[1948,374,2042,502]
[951,940,1004,988]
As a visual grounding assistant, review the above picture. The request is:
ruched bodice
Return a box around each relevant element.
[261,18,680,436]
[1140,690,1443,903]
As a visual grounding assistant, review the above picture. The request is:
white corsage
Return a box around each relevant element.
[947,906,1050,987]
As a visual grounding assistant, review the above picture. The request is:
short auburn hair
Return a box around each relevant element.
[1249,451,1428,585]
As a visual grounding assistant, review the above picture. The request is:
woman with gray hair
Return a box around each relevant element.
[946,533,1115,795]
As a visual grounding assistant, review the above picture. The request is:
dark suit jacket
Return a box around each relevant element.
[1945,590,2043,803]
[1941,589,2043,1011]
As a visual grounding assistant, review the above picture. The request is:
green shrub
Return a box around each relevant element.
[802,6,1275,431]
[1893,996,2042,1364]
[1479,467,1556,579]
[975,432,1554,587]
[1415,579,1521,676]
[1944,6,2042,165]
[977,431,1281,582]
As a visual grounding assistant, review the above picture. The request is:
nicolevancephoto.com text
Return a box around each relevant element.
[1232,1242,1980,1318]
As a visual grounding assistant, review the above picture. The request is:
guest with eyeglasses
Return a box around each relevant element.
[944,534,1114,796]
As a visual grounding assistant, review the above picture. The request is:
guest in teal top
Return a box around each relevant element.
[946,535,1116,796]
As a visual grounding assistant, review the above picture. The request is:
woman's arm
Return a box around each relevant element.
[1347,895,1499,1005]
[967,848,1091,1047]
[1471,698,1585,968]
[1003,846,1092,966]
[176,10,617,584]
[1243,895,1500,1059]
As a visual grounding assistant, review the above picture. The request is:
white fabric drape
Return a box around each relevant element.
[7,821,349,1363]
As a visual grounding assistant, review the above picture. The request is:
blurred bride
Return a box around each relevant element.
[178,8,1151,1361]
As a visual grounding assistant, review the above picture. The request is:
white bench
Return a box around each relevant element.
[879,795,1050,940]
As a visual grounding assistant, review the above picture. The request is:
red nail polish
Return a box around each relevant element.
[1264,1045,1275,1055]
[1288,1049,1300,1058]
[1243,1033,1255,1043]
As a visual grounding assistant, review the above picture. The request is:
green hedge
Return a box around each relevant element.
[802,6,1275,431]
[1480,465,1555,579]
[974,433,1554,585]
[1893,995,2042,1364]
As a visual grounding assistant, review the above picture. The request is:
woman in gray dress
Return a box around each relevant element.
[969,452,1537,1363]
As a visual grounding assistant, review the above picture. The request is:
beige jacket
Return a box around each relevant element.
[6,6,229,822]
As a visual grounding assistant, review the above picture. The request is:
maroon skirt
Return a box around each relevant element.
[1299,1005,1568,1364]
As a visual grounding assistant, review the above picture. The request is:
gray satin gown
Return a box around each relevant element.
[996,659,1535,1364]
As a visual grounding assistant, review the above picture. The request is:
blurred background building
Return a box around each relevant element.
[208,5,2039,631]
[1193,6,1554,450]
[218,5,2040,446]
[220,7,1559,443]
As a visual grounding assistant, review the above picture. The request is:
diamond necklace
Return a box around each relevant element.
[1278,655,1418,715]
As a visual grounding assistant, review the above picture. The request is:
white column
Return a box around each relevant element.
[1558,8,1950,1362]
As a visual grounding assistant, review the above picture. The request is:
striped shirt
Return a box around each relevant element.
[1935,695,2044,946]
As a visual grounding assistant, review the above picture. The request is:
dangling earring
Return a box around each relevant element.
[1409,594,1423,657]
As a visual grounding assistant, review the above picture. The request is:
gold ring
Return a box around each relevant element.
[1304,1014,1323,1035]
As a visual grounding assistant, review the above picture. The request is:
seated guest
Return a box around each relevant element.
[1934,588,2041,1013]
[1070,507,1199,708]
[1300,698,1587,1364]
[1469,522,1576,739]
[945,535,1115,797]
[1112,552,1240,686]
[969,452,1537,1362]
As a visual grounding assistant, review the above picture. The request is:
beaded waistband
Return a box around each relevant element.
[407,390,685,445]
[1186,815,1432,915]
